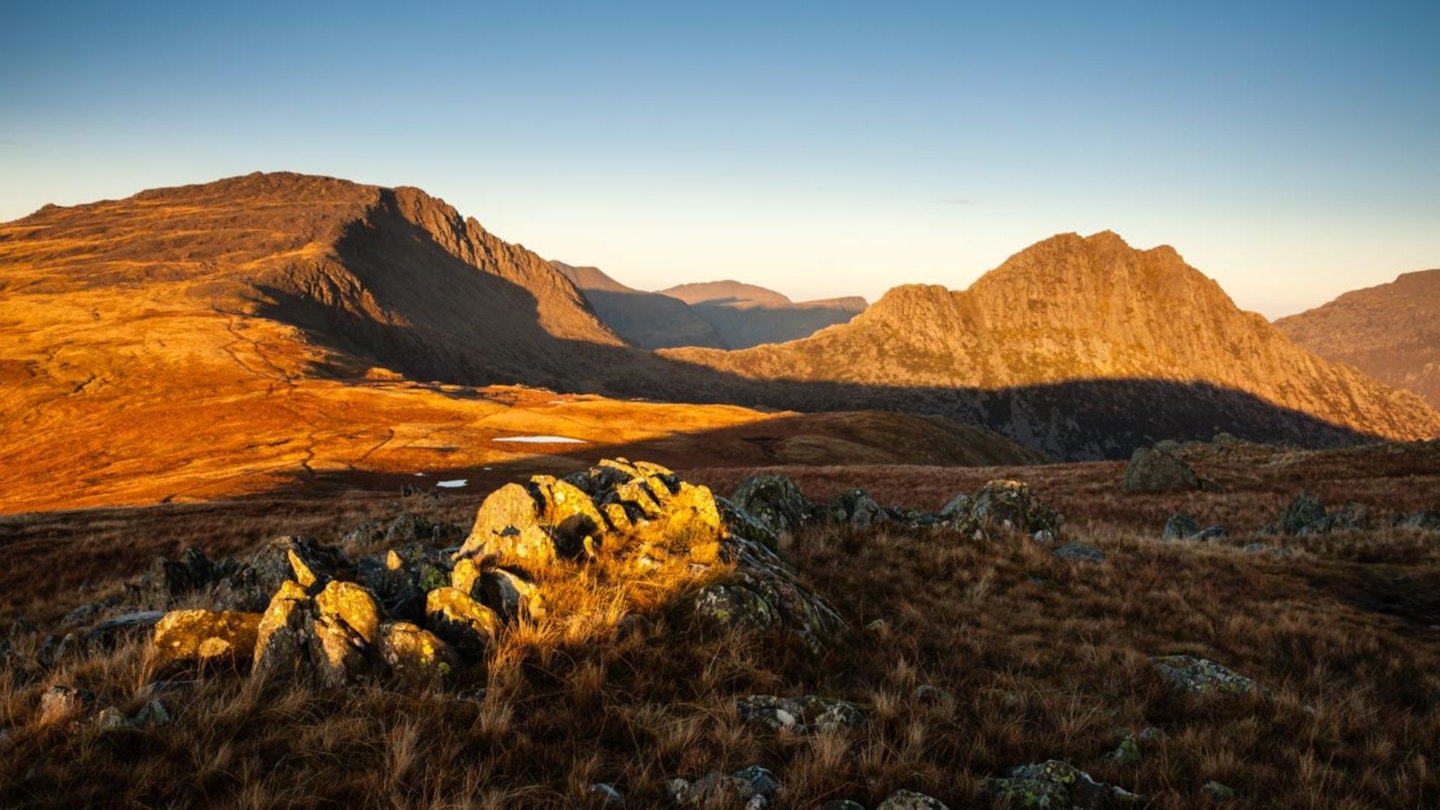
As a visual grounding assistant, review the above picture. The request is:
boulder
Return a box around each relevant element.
[456,483,552,563]
[731,474,813,535]
[954,480,1062,540]
[737,694,866,734]
[127,547,236,610]
[1122,446,1200,494]
[989,760,1145,808]
[1052,542,1105,563]
[1297,502,1369,535]
[876,790,950,810]
[151,609,261,670]
[478,568,547,624]
[829,488,887,527]
[668,765,779,808]
[1162,513,1199,540]
[1152,655,1266,697]
[214,536,349,612]
[1280,491,1327,535]
[424,587,500,659]
[938,493,972,520]
[377,622,457,687]
[312,581,382,686]
[252,580,315,678]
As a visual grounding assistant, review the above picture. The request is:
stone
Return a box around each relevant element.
[1280,491,1326,535]
[939,493,972,519]
[214,536,349,612]
[252,580,315,678]
[312,581,382,685]
[479,568,547,624]
[737,694,866,734]
[876,790,950,810]
[38,684,95,726]
[424,587,500,659]
[455,483,550,563]
[1152,655,1266,697]
[377,622,457,687]
[61,597,121,629]
[129,698,171,728]
[989,760,1145,808]
[1395,511,1440,532]
[1297,502,1368,535]
[151,609,261,670]
[716,496,779,552]
[384,513,463,546]
[1122,446,1200,494]
[127,547,235,610]
[1162,513,1199,540]
[731,474,813,535]
[668,765,779,808]
[358,543,453,621]
[1052,542,1105,563]
[585,782,625,806]
[96,706,127,729]
[1193,525,1227,541]
[695,585,777,634]
[829,488,887,527]
[956,480,1062,539]
[1201,780,1235,801]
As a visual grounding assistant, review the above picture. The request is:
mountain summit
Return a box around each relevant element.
[665,231,1440,457]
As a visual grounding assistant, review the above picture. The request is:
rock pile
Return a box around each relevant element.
[130,459,843,686]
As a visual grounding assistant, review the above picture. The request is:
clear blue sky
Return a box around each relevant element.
[2,1,1437,317]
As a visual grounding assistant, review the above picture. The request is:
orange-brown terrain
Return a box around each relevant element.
[2,173,1440,809]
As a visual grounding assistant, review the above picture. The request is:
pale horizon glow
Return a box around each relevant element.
[2,3,1437,319]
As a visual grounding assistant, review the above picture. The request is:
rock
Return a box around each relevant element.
[87,611,166,651]
[38,684,95,726]
[1123,446,1200,494]
[384,513,463,546]
[716,496,779,552]
[150,609,261,671]
[731,474,813,535]
[1242,543,1270,554]
[252,580,316,678]
[1052,542,1105,563]
[358,543,453,622]
[129,698,171,728]
[737,694,866,734]
[585,782,625,806]
[1106,731,1142,765]
[989,760,1145,808]
[1395,511,1440,531]
[1193,525,1227,541]
[954,480,1062,539]
[1297,502,1369,535]
[127,547,235,610]
[694,585,778,634]
[829,489,887,527]
[377,622,457,687]
[1280,491,1326,535]
[478,568,547,624]
[668,765,780,808]
[312,581,382,685]
[876,790,950,810]
[214,537,349,612]
[96,706,127,729]
[424,587,500,659]
[912,684,954,705]
[1152,655,1265,696]
[455,478,604,565]
[61,597,122,630]
[939,493,972,519]
[1162,513,1199,540]
[1201,780,1235,801]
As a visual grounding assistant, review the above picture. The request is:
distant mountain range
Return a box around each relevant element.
[3,172,1436,470]
[1276,270,1440,411]
[554,264,866,350]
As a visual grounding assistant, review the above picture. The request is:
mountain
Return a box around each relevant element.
[0,172,1040,511]
[659,280,867,348]
[662,231,1440,458]
[551,261,726,349]
[1275,270,1440,410]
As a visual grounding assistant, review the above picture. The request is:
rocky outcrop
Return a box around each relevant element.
[1275,491,1370,536]
[1122,446,1200,494]
[730,474,815,536]
[150,610,261,671]
[989,760,1145,808]
[949,480,1063,541]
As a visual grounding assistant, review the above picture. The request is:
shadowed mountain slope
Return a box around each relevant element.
[1276,269,1440,410]
[659,280,867,348]
[551,261,726,349]
[662,231,1440,457]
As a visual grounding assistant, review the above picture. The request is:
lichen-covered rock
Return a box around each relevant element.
[1152,655,1266,696]
[731,474,813,535]
[737,694,866,734]
[456,483,552,563]
[358,543,453,622]
[954,480,1062,540]
[668,765,780,808]
[716,496,779,552]
[214,536,349,612]
[151,609,261,670]
[424,587,500,659]
[989,760,1145,808]
[1280,491,1327,535]
[1123,446,1200,494]
[312,581,381,686]
[1162,513,1199,540]
[253,580,315,678]
[829,488,887,527]
[876,790,950,810]
[1052,542,1105,563]
[127,547,236,610]
[1297,502,1369,535]
[377,621,456,687]
[939,493,972,519]
[1395,510,1440,532]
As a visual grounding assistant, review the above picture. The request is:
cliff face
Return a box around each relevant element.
[664,231,1440,457]
[1276,270,1440,410]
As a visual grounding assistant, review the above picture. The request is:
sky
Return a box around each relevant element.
[2,2,1437,318]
